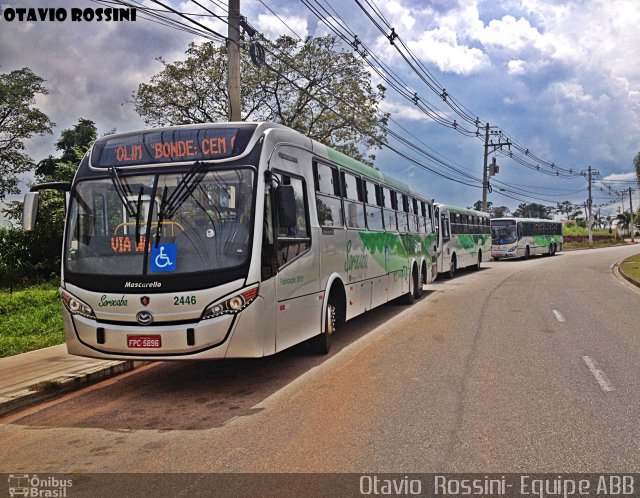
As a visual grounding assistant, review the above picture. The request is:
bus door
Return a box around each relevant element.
[270,157,320,352]
[439,212,451,272]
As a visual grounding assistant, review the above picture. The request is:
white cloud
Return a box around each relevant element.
[408,28,490,75]
[256,13,308,40]
[380,100,436,122]
[507,59,526,76]
[476,15,544,52]
[603,172,637,182]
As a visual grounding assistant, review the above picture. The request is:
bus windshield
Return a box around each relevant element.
[491,220,517,245]
[64,167,255,277]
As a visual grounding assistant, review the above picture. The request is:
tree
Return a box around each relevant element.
[634,151,640,189]
[0,68,54,200]
[606,215,613,233]
[616,212,631,236]
[491,205,510,218]
[132,36,388,164]
[470,200,492,212]
[555,200,573,219]
[2,119,98,285]
[512,202,552,219]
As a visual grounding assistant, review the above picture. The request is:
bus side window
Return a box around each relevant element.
[275,173,311,268]
[342,172,366,229]
[397,194,409,233]
[383,187,397,232]
[314,161,343,227]
[364,180,384,230]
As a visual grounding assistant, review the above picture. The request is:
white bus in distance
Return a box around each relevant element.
[491,217,563,260]
[23,122,438,360]
[434,204,491,278]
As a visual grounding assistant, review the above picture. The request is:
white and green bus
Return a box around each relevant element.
[491,217,563,260]
[23,122,437,359]
[434,204,491,278]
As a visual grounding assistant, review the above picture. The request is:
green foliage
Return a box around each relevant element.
[634,151,640,189]
[0,226,60,290]
[1,119,98,287]
[132,35,388,165]
[0,281,63,357]
[0,68,54,200]
[512,202,552,219]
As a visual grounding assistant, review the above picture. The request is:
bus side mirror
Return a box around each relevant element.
[275,185,297,229]
[23,192,40,231]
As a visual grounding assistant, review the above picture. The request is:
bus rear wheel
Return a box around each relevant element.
[311,302,336,354]
[475,251,482,270]
[550,244,556,256]
[524,246,530,259]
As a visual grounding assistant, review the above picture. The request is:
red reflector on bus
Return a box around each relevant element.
[242,287,259,301]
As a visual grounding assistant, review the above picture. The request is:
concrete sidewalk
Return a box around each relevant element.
[0,345,141,418]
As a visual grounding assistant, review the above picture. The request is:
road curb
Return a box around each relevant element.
[0,360,146,418]
[616,262,640,289]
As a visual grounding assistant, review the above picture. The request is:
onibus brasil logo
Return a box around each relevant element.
[7,474,73,497]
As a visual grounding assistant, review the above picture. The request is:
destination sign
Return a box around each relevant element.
[91,125,256,167]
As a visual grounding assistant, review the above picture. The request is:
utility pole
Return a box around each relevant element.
[581,166,597,248]
[587,166,593,247]
[482,123,510,212]
[630,187,635,243]
[227,0,241,122]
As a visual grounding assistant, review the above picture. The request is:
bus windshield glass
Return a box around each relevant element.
[491,220,517,245]
[64,167,255,277]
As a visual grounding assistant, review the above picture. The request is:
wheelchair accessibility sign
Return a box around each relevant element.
[150,243,177,272]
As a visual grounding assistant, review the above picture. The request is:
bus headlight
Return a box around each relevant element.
[60,289,96,319]
[201,285,259,320]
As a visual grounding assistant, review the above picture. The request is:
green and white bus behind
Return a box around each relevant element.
[434,204,491,278]
[491,217,563,260]
[23,122,437,360]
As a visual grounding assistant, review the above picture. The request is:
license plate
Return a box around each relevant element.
[127,335,161,348]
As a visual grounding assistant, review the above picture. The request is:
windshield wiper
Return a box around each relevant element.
[155,185,168,247]
[161,161,207,218]
[109,166,137,218]
[135,186,144,245]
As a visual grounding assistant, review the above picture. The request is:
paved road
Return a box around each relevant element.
[0,245,639,473]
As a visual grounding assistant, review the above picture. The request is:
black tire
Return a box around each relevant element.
[475,251,482,270]
[414,265,423,299]
[448,255,457,279]
[550,244,556,256]
[310,301,336,354]
[493,256,501,261]
[403,268,415,305]
[524,246,530,259]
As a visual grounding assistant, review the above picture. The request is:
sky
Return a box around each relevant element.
[1,0,639,225]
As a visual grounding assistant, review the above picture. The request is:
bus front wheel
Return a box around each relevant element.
[524,246,530,259]
[475,251,482,270]
[414,265,423,300]
[449,255,457,279]
[311,302,336,354]
[403,267,416,305]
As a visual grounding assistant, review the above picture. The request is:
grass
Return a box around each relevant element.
[0,281,64,358]
[620,253,640,283]
[564,239,622,250]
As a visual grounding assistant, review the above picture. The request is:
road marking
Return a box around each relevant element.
[552,310,565,322]
[583,356,615,392]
